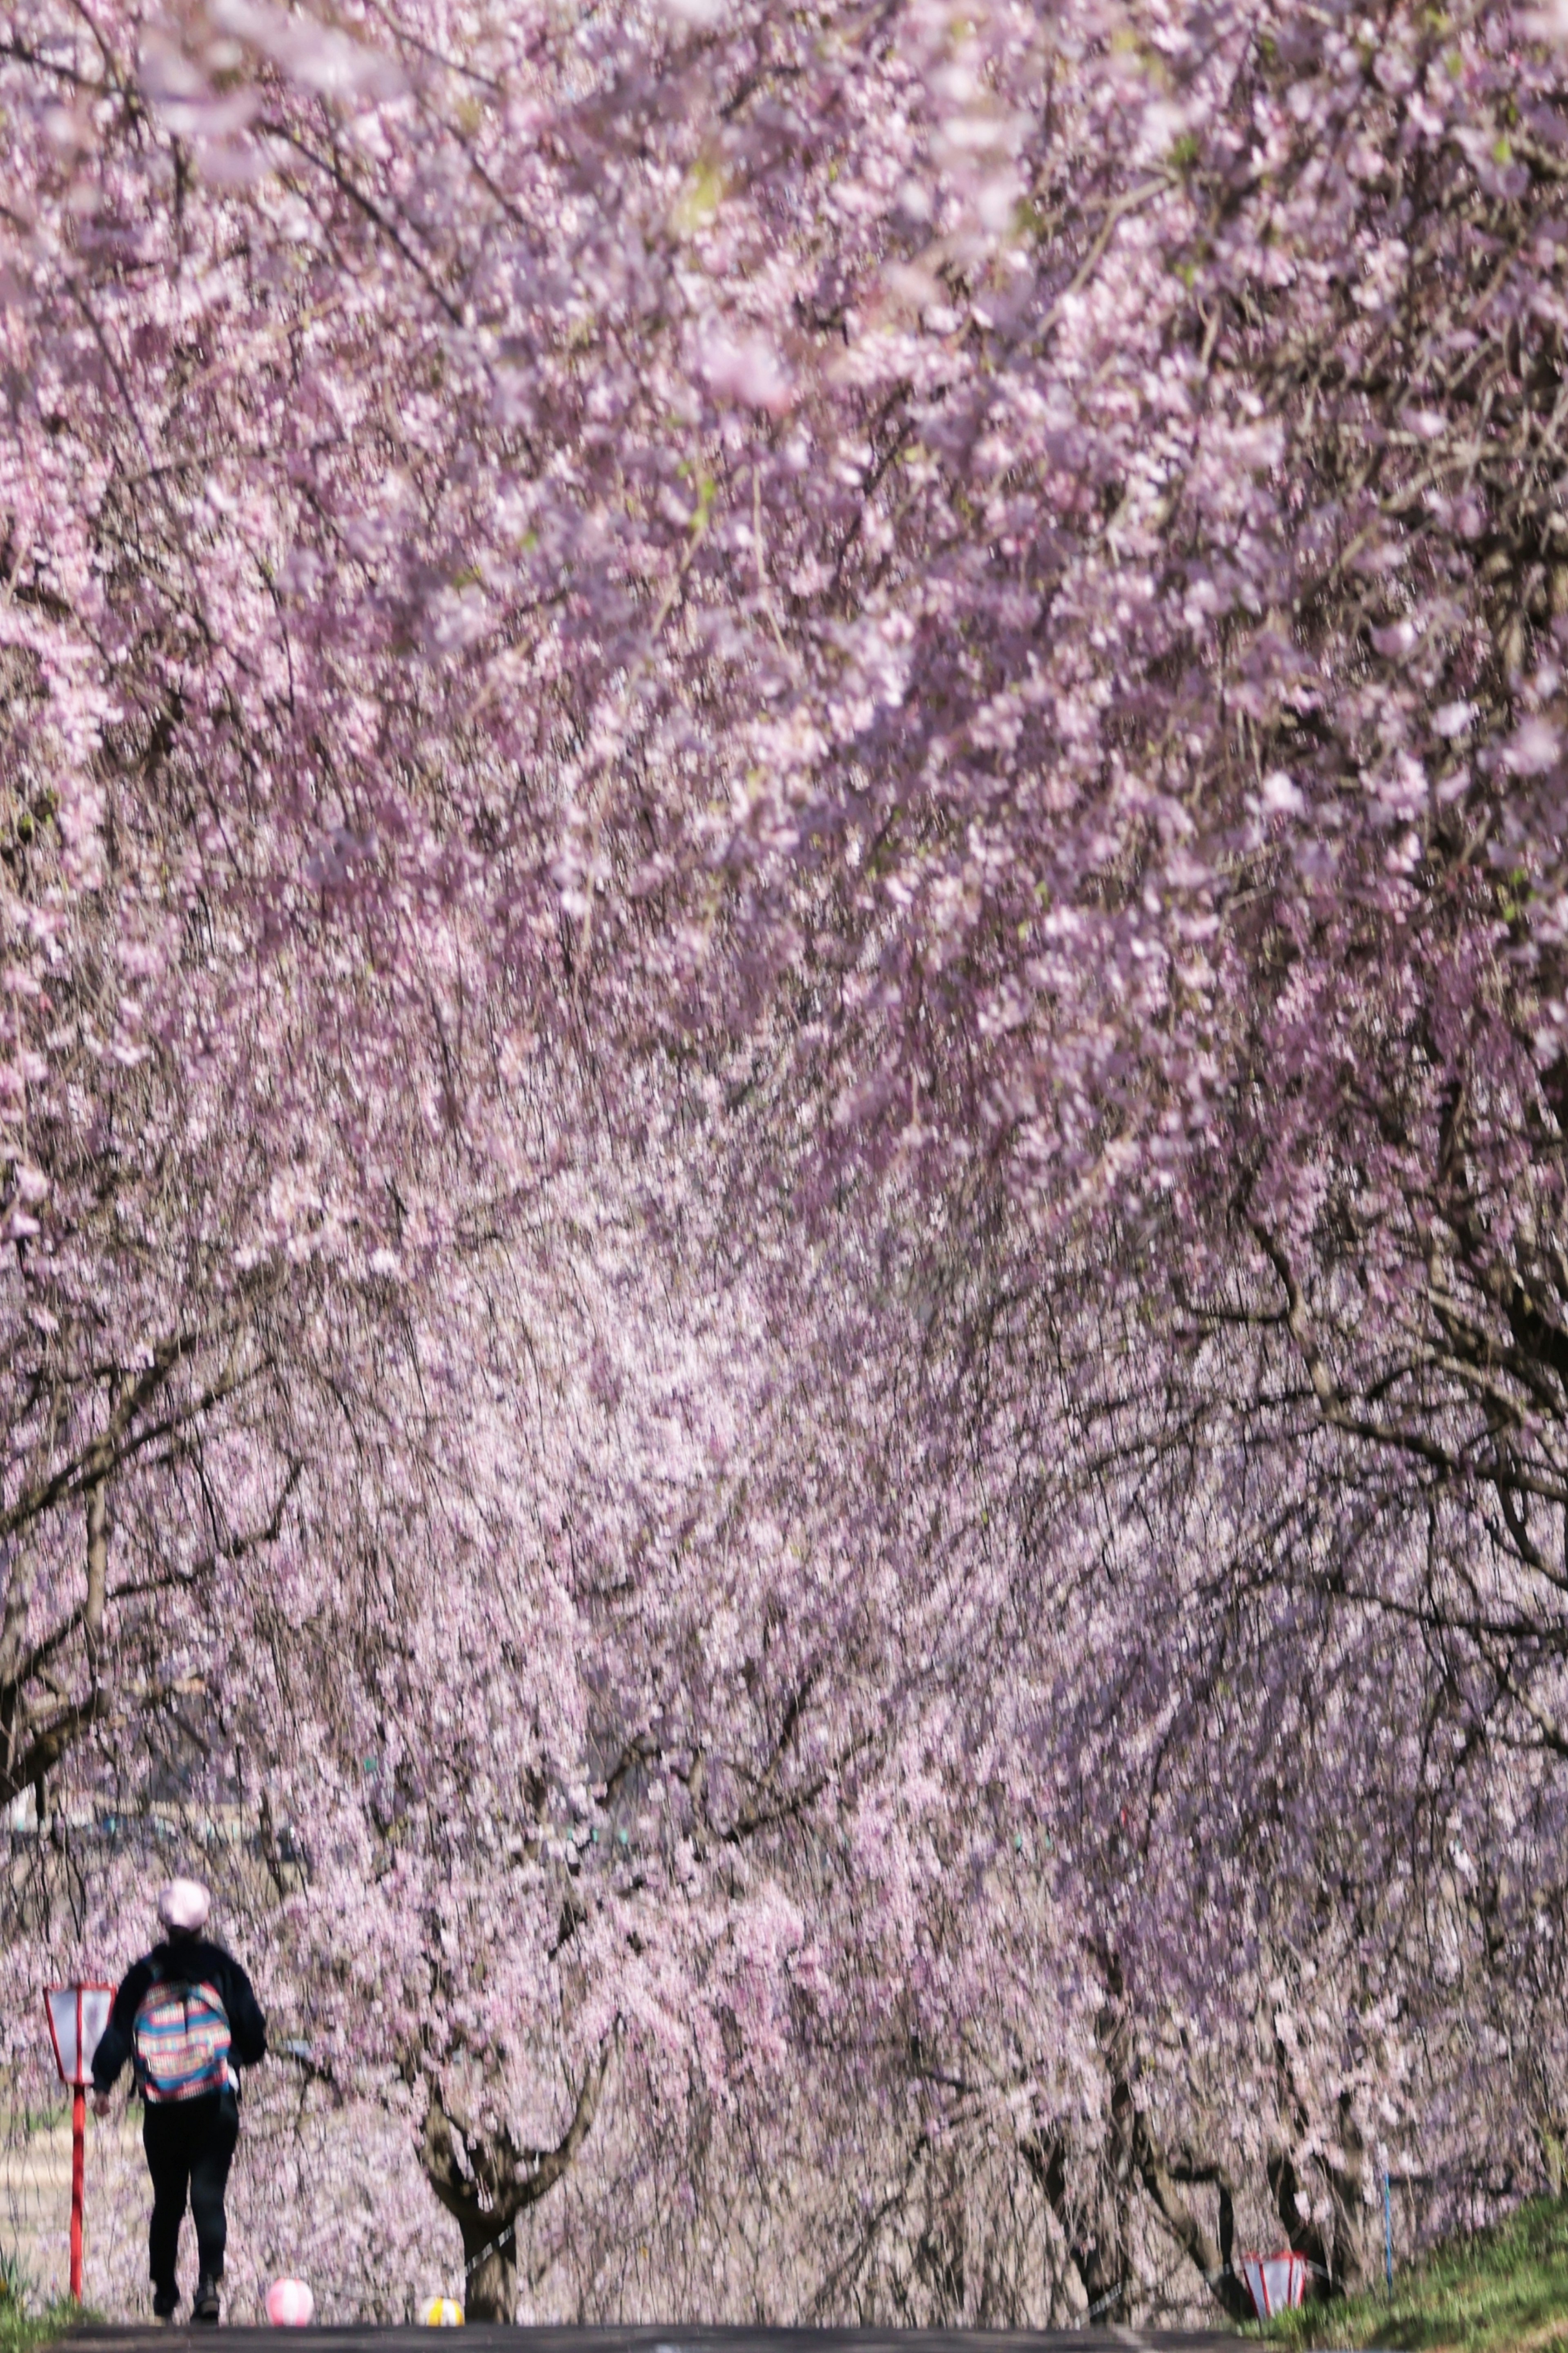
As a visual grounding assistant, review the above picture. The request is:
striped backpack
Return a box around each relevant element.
[133,1974,232,2103]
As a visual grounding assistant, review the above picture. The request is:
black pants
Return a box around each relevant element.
[143,2087,239,2295]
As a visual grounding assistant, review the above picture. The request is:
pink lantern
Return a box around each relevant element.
[42,1983,114,2303]
[1242,2250,1308,2317]
[266,2278,316,2326]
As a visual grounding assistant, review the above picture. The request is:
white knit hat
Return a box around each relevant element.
[157,1877,211,1933]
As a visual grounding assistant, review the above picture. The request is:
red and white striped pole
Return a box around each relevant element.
[45,1984,114,2304]
[69,2072,85,2303]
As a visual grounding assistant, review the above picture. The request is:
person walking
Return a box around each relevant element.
[90,1877,267,2324]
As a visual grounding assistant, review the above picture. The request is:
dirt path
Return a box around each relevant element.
[65,2331,1247,2353]
[0,2112,142,2302]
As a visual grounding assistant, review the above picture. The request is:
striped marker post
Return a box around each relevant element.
[43,1984,115,2302]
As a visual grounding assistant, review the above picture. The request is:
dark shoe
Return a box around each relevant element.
[192,2276,221,2324]
[152,2287,178,2322]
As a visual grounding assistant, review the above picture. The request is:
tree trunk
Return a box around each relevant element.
[85,1481,108,1675]
[419,2043,610,2322]
[1268,2141,1335,2299]
[1024,1954,1255,2326]
[1270,2052,1371,2300]
[1020,2128,1125,2317]
[1323,2097,1373,2295]
[457,2217,517,2326]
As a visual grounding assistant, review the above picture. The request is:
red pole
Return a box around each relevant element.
[69,2083,85,2302]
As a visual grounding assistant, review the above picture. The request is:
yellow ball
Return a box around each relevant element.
[419,2297,464,2327]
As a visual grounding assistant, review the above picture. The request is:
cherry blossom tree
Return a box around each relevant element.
[7,0,1568,2322]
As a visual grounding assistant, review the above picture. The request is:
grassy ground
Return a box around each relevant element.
[0,2306,95,2353]
[1260,2197,1568,2353]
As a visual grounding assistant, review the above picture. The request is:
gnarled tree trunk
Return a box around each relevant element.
[1025,1956,1258,2327]
[421,2045,609,2321]
[1271,2045,1372,2298]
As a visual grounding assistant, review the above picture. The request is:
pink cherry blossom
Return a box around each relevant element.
[2,0,1568,2324]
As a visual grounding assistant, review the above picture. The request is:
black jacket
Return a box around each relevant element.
[91,1937,267,2094]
